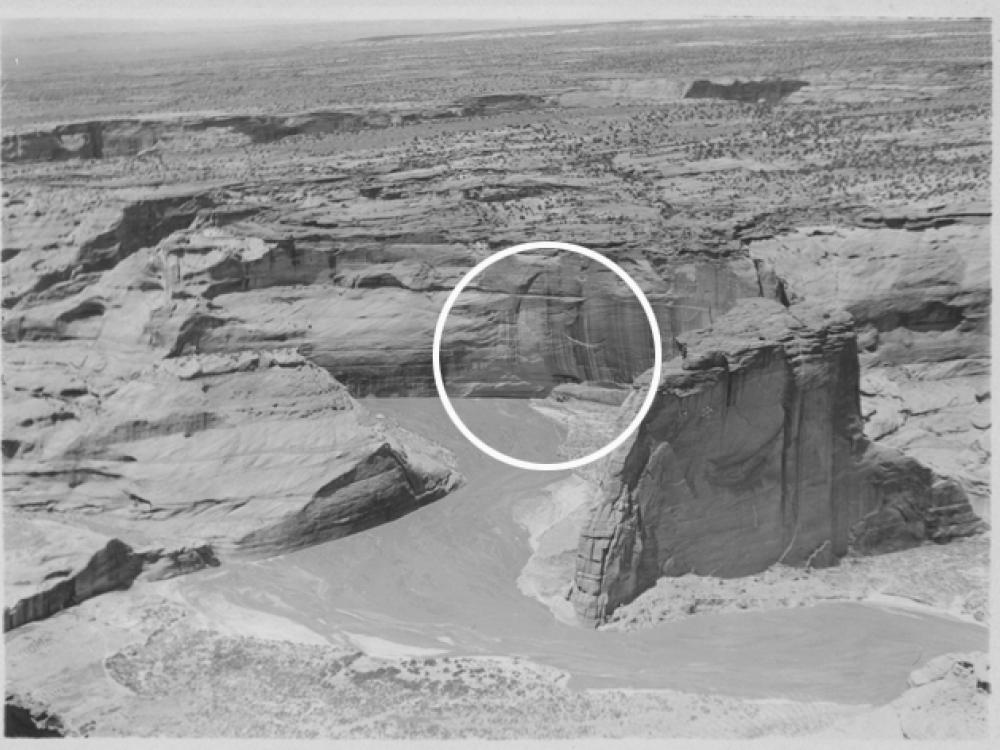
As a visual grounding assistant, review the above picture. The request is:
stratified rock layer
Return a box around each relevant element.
[1,96,552,164]
[750,213,991,515]
[2,184,763,399]
[3,538,142,631]
[2,348,462,569]
[570,299,984,623]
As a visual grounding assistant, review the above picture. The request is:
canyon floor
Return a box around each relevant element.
[5,398,990,738]
[2,16,993,740]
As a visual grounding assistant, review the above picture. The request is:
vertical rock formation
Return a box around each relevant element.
[3,538,143,631]
[571,299,984,624]
[3,520,221,633]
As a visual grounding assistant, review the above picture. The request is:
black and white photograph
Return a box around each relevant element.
[0,0,994,741]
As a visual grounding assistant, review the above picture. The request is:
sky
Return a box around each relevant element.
[0,0,993,21]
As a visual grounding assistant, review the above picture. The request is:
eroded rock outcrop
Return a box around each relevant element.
[1,94,552,164]
[2,189,220,310]
[2,511,223,631]
[3,537,142,631]
[2,349,462,563]
[570,299,984,623]
[141,545,220,582]
[4,701,65,737]
[750,211,991,515]
[3,184,764,397]
[815,652,989,739]
[684,78,809,103]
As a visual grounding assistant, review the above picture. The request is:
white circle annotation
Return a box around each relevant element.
[431,241,663,472]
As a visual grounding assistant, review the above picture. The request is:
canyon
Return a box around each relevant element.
[2,16,991,740]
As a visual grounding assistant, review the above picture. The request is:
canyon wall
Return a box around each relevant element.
[3,187,762,398]
[3,510,220,632]
[1,172,764,632]
[5,116,989,637]
[750,210,991,515]
[570,299,984,623]
[3,538,143,631]
[1,95,550,164]
[3,347,462,556]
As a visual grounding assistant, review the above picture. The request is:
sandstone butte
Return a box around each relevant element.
[570,298,983,623]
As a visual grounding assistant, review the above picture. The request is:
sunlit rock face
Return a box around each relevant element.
[166,245,761,398]
[749,212,990,369]
[750,210,991,516]
[3,190,763,398]
[571,299,984,624]
[439,253,756,397]
[2,346,462,564]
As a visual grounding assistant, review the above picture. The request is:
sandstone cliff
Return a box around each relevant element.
[3,537,142,631]
[3,184,762,398]
[570,299,984,623]
[3,348,462,560]
[750,210,990,515]
[2,511,223,631]
[2,166,763,626]
[1,95,551,165]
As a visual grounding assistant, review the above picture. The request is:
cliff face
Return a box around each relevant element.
[3,538,143,631]
[571,299,983,623]
[440,255,723,397]
[749,213,990,370]
[3,512,213,632]
[3,187,762,398]
[1,96,550,164]
[2,349,462,559]
[2,347,461,636]
[750,212,991,515]
[1,157,765,627]
[3,540,219,632]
